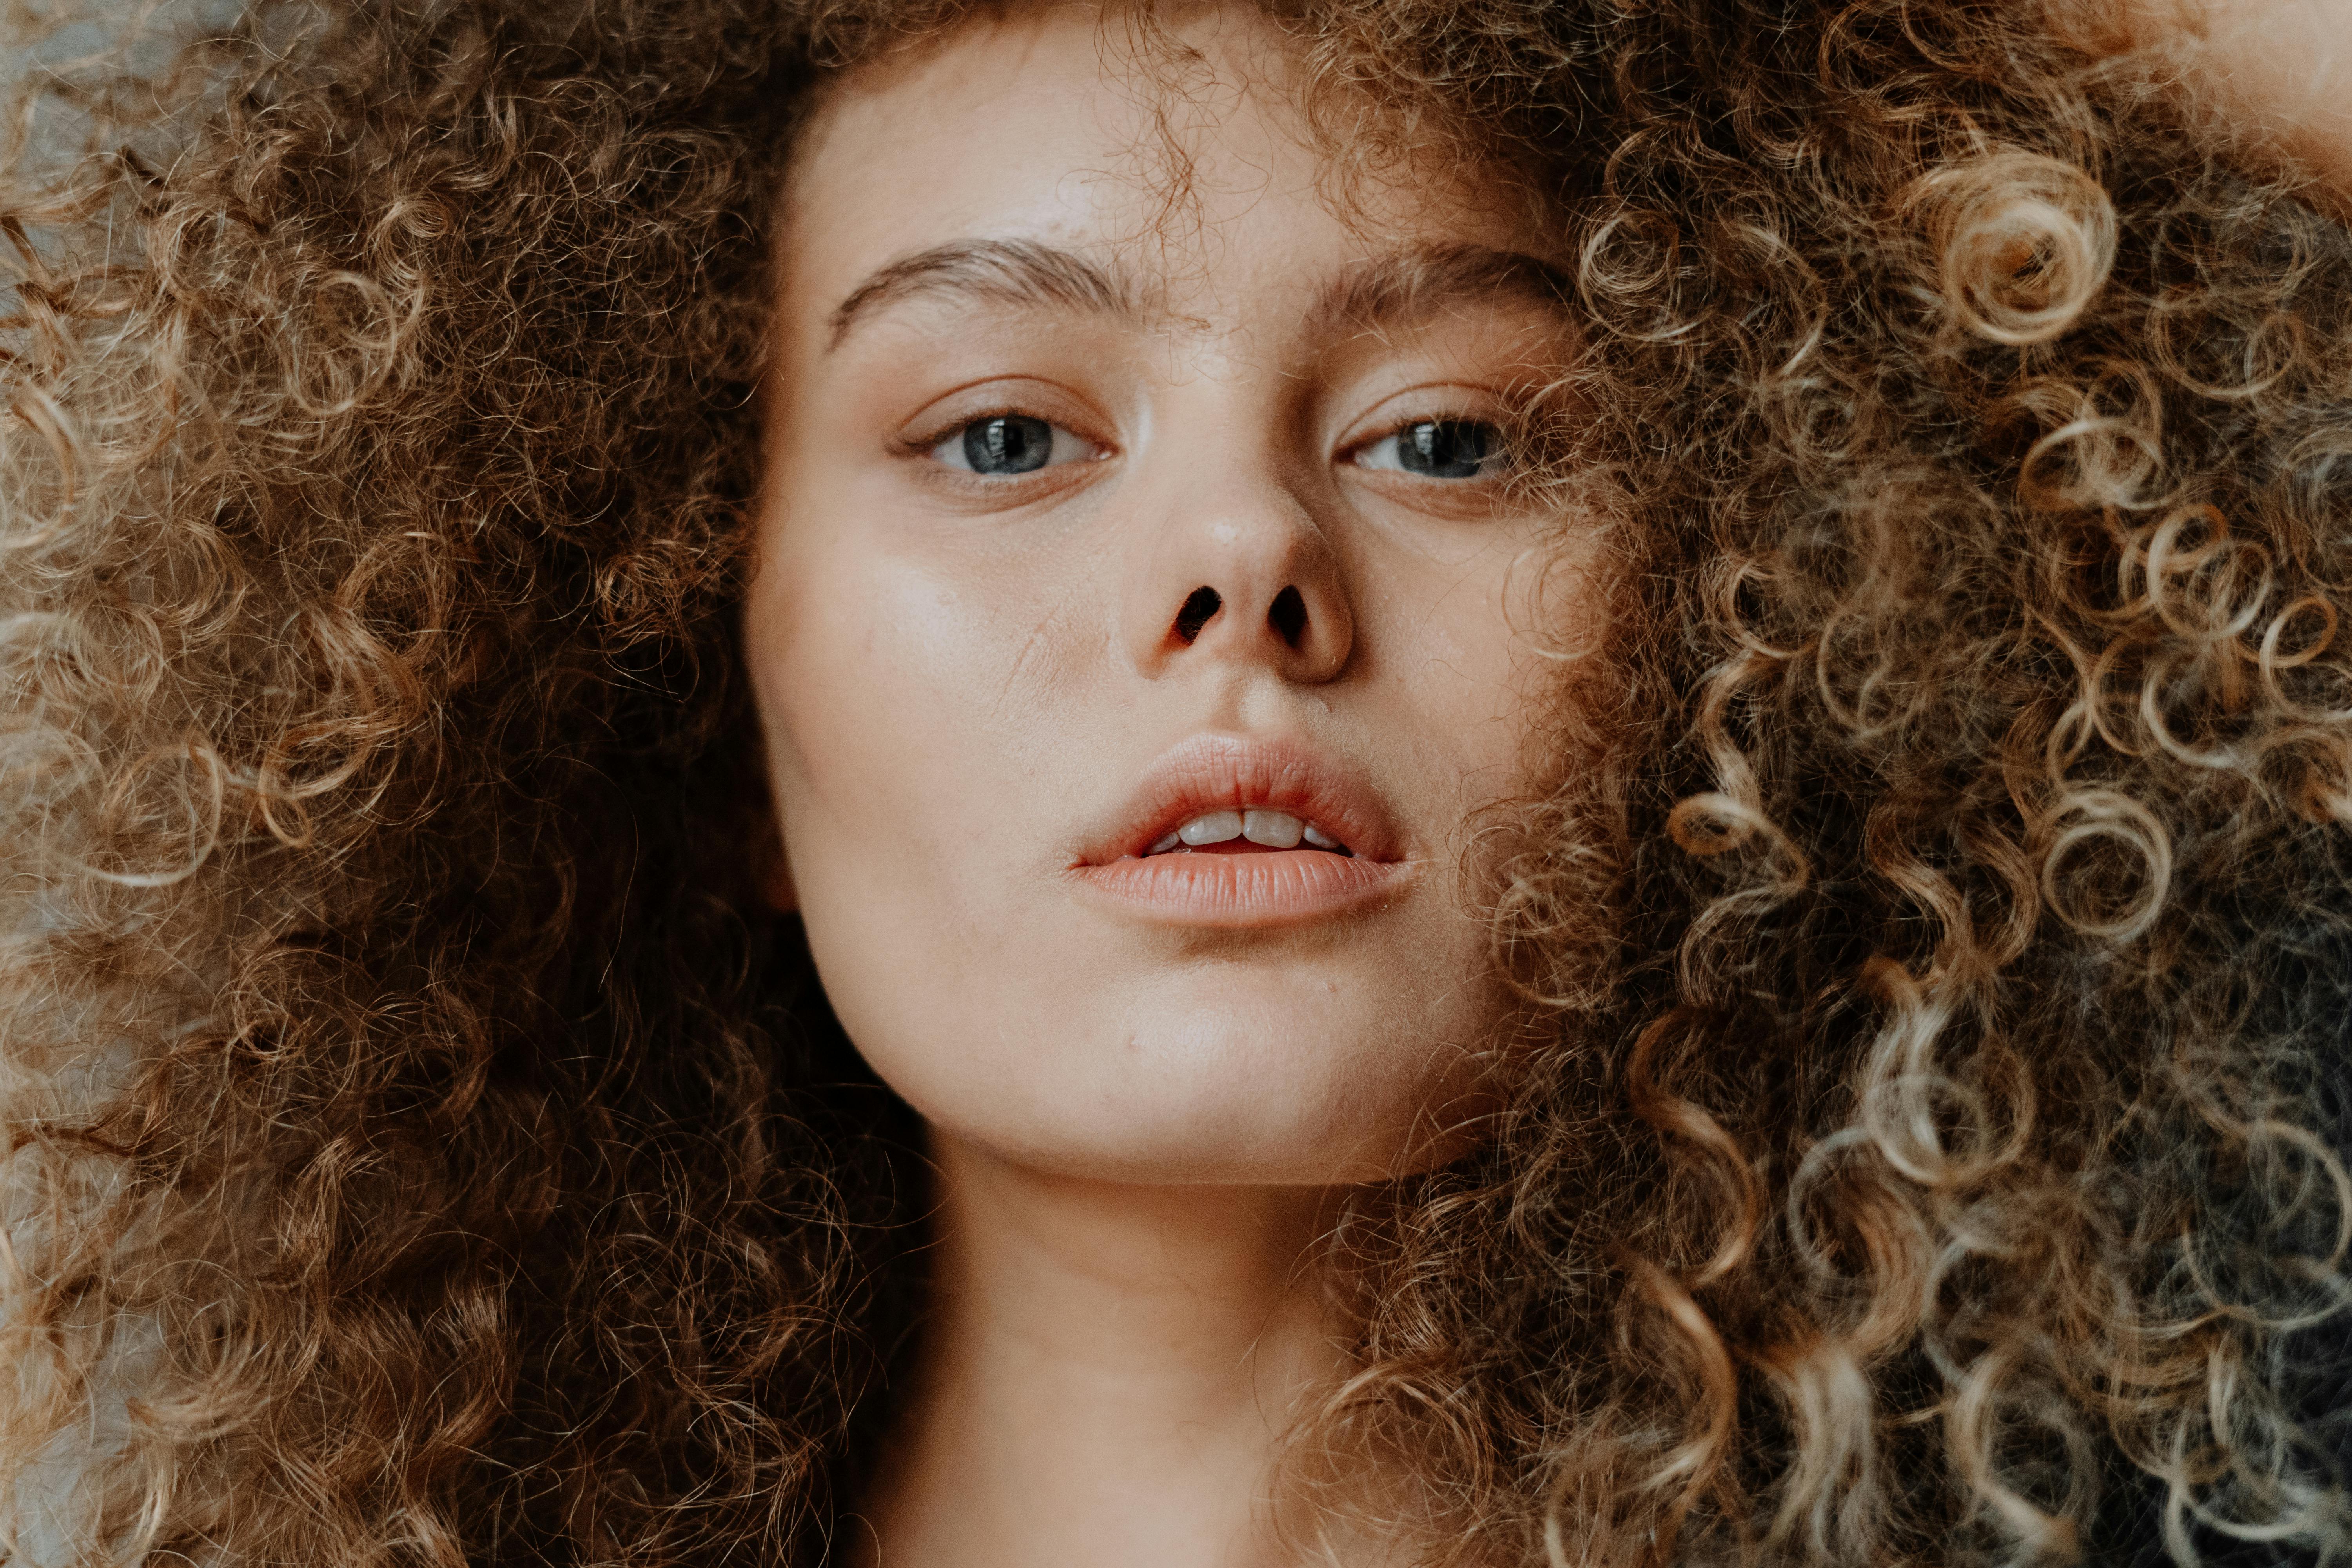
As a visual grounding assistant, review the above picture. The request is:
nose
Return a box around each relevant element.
[1121,475,1353,684]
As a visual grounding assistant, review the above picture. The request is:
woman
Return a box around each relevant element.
[2,0,2348,1562]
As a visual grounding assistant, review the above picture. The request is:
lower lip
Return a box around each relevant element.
[1069,849,1410,927]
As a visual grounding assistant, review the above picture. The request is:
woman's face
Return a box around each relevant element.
[747,0,1584,1185]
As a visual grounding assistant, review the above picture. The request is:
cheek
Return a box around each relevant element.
[741,509,1081,996]
[746,511,959,892]
[750,542,937,841]
[744,532,990,1077]
[740,479,1573,1183]
[1379,541,1555,799]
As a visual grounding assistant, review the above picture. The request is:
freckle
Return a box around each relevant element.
[1326,980,1339,995]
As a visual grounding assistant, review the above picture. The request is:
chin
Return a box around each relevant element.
[906,989,1497,1187]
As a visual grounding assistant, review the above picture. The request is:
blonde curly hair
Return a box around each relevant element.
[3,0,2349,1563]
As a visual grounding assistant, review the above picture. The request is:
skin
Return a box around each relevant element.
[751,7,1578,1196]
[744,4,1581,1562]
[2068,0,2352,201]
[740,1,2352,1564]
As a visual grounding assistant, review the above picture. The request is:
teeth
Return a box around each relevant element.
[1176,810,1244,846]
[1241,810,1303,848]
[1143,809,1351,855]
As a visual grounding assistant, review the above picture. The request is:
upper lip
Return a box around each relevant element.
[1074,733,1405,866]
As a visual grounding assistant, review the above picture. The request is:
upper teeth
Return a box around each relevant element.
[1147,810,1347,855]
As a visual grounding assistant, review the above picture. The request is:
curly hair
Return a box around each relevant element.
[4,0,2350,1562]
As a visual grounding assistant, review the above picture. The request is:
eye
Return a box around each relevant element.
[1354,419,1508,480]
[930,414,1102,476]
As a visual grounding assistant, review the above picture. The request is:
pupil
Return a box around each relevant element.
[1399,420,1497,479]
[964,415,1053,474]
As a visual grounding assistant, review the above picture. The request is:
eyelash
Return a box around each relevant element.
[911,410,1107,477]
[1345,416,1513,479]
[900,407,1515,480]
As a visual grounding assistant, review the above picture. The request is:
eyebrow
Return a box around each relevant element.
[825,239,1136,350]
[1316,243,1576,336]
[822,237,1575,352]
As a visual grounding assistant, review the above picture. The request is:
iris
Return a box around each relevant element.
[963,414,1054,474]
[1396,419,1498,479]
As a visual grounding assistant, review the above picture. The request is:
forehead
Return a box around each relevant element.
[779,1,1545,333]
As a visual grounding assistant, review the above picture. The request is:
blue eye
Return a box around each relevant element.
[1356,419,1507,479]
[931,414,1100,475]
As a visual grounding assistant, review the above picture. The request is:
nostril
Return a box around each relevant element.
[1173,586,1221,644]
[1268,585,1307,649]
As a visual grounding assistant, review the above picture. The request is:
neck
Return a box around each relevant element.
[858,1134,1347,1568]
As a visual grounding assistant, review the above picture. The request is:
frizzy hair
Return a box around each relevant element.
[2,0,2349,1564]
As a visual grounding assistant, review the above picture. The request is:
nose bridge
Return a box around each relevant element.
[1121,448,1352,682]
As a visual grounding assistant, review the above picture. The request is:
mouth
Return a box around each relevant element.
[1142,808,1355,858]
[1068,734,1410,928]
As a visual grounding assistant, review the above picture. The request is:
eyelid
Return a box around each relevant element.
[904,408,1098,455]
[1343,411,1514,466]
[893,378,1116,458]
[1350,422,1513,485]
[928,413,1105,474]
[1334,376,1522,450]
